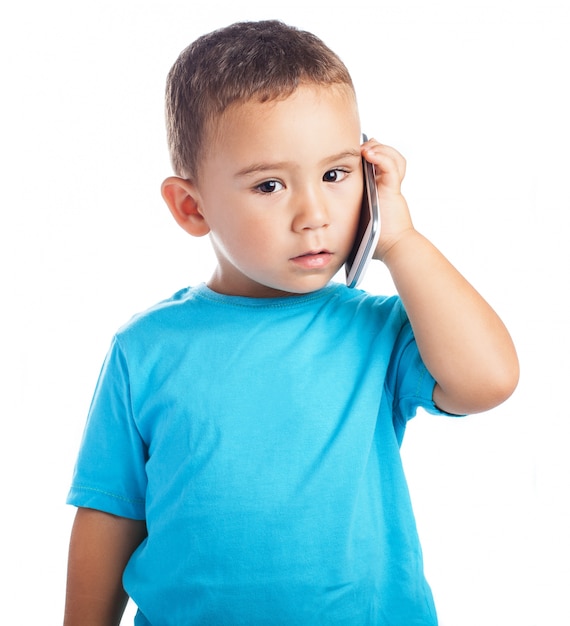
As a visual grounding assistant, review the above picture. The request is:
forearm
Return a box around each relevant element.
[383,228,519,415]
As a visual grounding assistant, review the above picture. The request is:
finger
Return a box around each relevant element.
[361,140,407,184]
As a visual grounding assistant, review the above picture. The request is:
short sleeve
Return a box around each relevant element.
[66,337,148,519]
[386,317,459,444]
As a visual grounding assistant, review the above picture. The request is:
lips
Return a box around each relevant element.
[291,250,333,269]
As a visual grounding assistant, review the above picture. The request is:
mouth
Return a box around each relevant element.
[290,249,333,269]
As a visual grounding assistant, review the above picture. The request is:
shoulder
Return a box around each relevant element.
[328,283,408,326]
[113,285,205,342]
[111,282,408,345]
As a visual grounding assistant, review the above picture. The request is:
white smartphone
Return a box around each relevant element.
[345,134,380,288]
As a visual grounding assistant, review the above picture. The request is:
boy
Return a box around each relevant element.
[64,20,518,626]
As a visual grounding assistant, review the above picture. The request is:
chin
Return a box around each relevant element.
[285,276,335,295]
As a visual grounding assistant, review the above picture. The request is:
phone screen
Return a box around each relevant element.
[345,135,380,288]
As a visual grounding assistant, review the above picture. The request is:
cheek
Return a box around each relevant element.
[338,193,363,246]
[216,215,281,263]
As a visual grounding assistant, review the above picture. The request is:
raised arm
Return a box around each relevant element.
[64,507,147,626]
[362,140,519,416]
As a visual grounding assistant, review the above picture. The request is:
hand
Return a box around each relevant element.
[361,139,414,262]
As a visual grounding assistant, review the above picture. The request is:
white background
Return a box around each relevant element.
[1,1,568,624]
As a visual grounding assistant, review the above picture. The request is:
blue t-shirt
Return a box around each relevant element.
[68,283,448,625]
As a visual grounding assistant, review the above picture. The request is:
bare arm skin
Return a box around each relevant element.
[64,508,147,626]
[363,140,519,415]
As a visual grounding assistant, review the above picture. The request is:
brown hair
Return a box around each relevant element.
[165,20,355,180]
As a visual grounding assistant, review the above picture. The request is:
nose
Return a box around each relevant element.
[291,186,330,232]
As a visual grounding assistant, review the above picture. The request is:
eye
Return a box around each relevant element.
[255,180,284,194]
[323,169,349,183]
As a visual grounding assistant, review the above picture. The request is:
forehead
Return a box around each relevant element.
[203,84,361,169]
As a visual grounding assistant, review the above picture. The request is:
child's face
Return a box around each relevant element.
[196,84,363,297]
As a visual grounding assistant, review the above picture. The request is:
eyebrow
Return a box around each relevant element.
[234,149,362,178]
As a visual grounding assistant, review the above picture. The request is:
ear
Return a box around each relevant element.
[161,176,211,237]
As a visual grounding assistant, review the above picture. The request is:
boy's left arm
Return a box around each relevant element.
[362,140,519,416]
